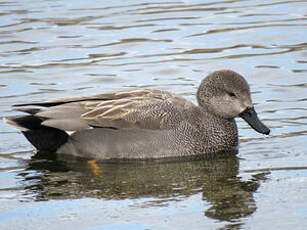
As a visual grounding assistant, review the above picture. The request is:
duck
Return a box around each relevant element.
[5,70,270,160]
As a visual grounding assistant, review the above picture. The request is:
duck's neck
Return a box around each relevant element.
[198,106,239,153]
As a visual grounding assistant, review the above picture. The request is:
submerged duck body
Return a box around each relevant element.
[5,70,270,160]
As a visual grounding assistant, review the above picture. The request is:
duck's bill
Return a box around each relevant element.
[239,107,270,135]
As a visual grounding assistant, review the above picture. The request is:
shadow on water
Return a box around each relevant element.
[18,150,268,223]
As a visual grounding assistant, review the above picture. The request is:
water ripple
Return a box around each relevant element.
[0,1,307,227]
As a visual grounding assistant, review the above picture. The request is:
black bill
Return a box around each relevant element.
[239,107,270,135]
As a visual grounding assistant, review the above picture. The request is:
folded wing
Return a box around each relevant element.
[14,89,195,131]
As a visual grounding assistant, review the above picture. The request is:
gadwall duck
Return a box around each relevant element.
[5,70,270,160]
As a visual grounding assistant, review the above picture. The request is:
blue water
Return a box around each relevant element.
[0,0,307,229]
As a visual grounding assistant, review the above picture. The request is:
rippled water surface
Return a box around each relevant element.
[1,0,307,229]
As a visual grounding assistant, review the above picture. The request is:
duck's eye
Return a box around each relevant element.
[227,92,236,97]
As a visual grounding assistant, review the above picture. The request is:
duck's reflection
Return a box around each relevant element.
[21,151,263,222]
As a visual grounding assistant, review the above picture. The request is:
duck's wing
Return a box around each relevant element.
[14,89,196,131]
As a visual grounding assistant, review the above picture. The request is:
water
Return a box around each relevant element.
[0,0,307,229]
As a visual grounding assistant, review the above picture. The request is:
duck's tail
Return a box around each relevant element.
[4,114,68,152]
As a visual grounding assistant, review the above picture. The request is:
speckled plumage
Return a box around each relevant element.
[5,70,270,160]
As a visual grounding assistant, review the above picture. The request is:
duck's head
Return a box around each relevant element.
[197,70,270,135]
